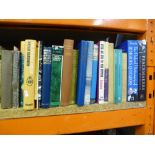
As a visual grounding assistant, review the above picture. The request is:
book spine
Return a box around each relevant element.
[108,43,114,103]
[1,50,13,109]
[97,41,104,104]
[50,45,63,107]
[122,53,127,102]
[19,41,25,107]
[76,41,88,106]
[41,47,52,108]
[37,41,43,108]
[0,49,2,105]
[70,49,78,105]
[23,40,37,110]
[90,44,98,104]
[61,39,74,106]
[114,49,117,103]
[12,50,20,108]
[84,41,94,105]
[138,40,146,101]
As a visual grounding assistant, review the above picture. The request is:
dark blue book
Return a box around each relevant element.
[119,40,138,102]
[41,47,52,108]
[76,40,89,106]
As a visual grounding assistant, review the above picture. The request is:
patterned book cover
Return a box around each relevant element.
[76,40,89,106]
[41,46,52,108]
[12,50,20,108]
[138,40,146,101]
[90,44,98,104]
[23,40,37,110]
[97,41,105,104]
[70,49,78,105]
[84,41,94,105]
[50,45,63,107]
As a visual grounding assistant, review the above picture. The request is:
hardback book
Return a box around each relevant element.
[122,52,127,102]
[0,47,2,105]
[138,40,146,101]
[19,41,25,107]
[37,41,43,108]
[90,44,98,104]
[114,49,122,104]
[76,40,89,106]
[61,39,74,106]
[41,46,52,108]
[119,40,138,102]
[84,41,94,105]
[70,49,78,105]
[23,40,37,110]
[97,41,105,104]
[108,43,114,103]
[50,45,63,107]
[12,50,20,108]
[1,50,13,109]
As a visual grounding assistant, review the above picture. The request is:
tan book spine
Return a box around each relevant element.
[108,43,114,103]
[23,40,37,110]
[61,39,74,106]
[122,53,127,103]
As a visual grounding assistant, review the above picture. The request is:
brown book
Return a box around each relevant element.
[61,39,74,106]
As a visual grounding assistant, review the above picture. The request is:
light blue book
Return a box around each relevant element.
[84,41,94,105]
[114,49,122,104]
[90,44,98,104]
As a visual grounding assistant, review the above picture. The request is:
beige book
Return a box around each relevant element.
[122,53,127,103]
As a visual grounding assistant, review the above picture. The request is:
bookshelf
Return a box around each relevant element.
[0,19,154,135]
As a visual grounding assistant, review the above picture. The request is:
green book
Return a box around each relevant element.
[70,49,78,105]
[0,46,2,106]
[50,45,63,107]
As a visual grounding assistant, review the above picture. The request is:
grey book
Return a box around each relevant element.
[1,50,13,109]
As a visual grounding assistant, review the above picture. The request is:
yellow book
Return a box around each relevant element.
[23,40,37,110]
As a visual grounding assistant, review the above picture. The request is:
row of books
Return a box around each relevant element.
[0,39,146,110]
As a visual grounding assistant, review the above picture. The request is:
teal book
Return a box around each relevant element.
[50,45,63,107]
[114,49,122,104]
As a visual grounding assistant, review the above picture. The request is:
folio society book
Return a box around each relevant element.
[76,40,89,106]
[41,46,52,108]
[90,44,98,104]
[61,39,74,106]
[50,45,63,107]
[70,49,78,105]
[1,50,13,109]
[138,40,146,101]
[114,49,122,104]
[23,40,37,110]
[119,40,138,102]
[84,41,94,105]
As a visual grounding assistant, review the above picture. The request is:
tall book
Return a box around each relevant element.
[90,44,98,104]
[0,46,2,105]
[108,43,114,103]
[37,41,43,108]
[1,50,13,109]
[61,39,74,106]
[23,40,37,110]
[41,46,52,108]
[50,45,63,107]
[70,49,78,105]
[76,40,89,106]
[114,49,122,104]
[138,40,146,101]
[12,50,20,108]
[97,41,105,104]
[119,40,138,102]
[19,41,25,107]
[84,41,94,105]
[122,53,127,102]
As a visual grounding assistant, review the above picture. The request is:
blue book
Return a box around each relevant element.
[114,49,122,104]
[90,44,98,104]
[76,40,89,106]
[119,40,138,102]
[41,47,52,108]
[84,41,94,105]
